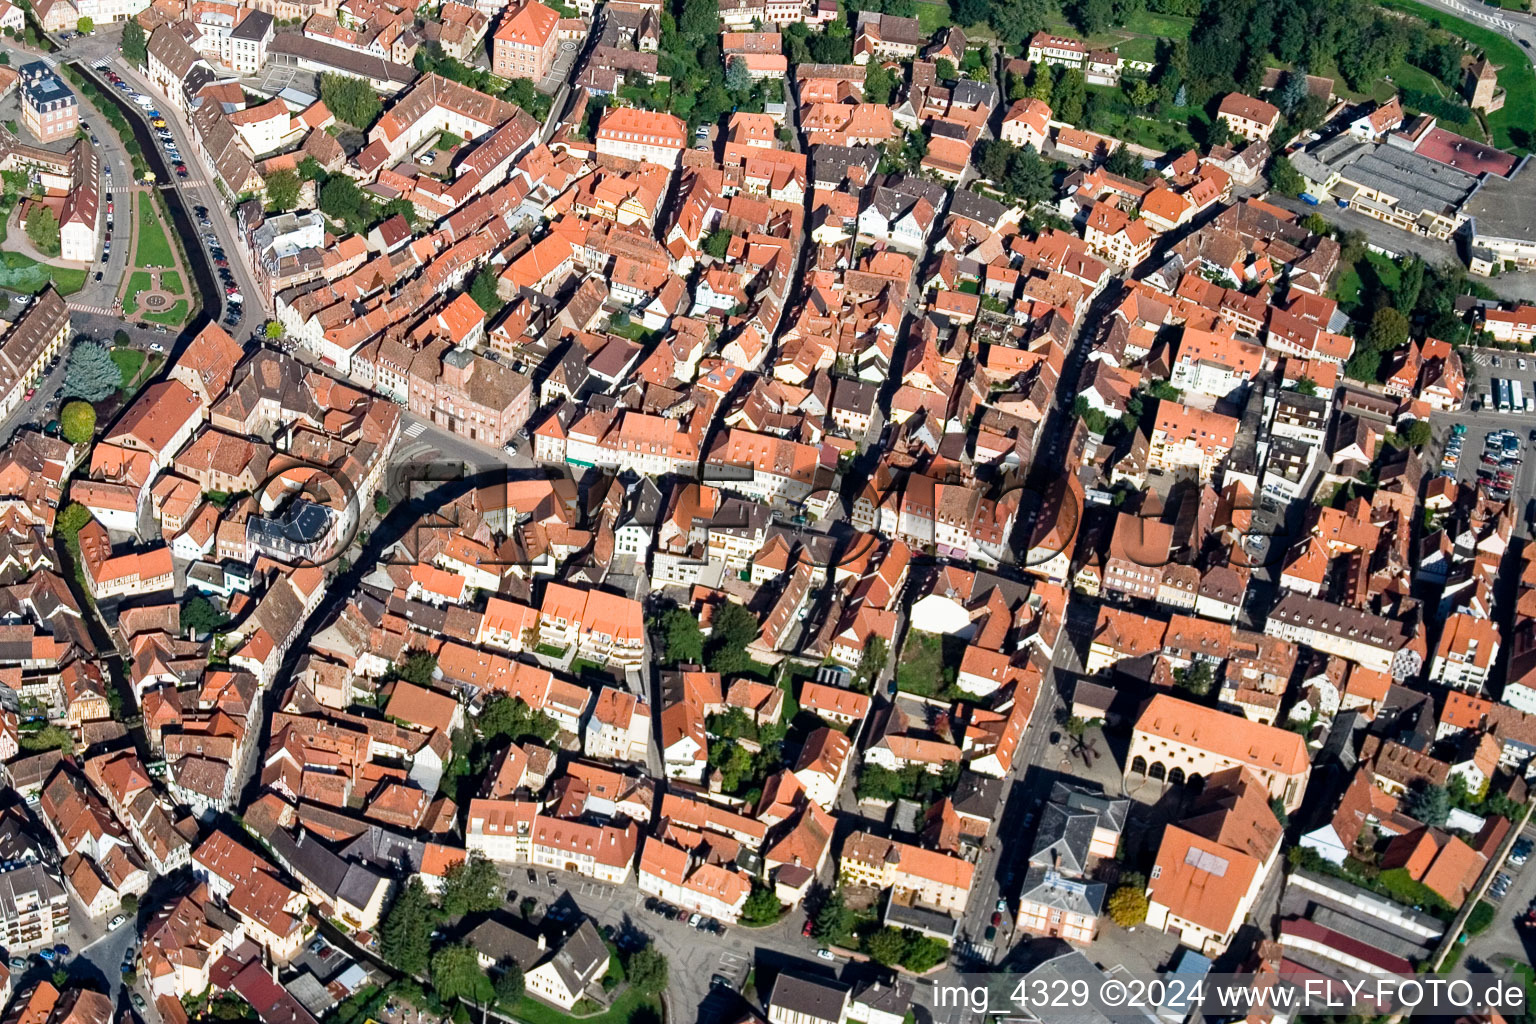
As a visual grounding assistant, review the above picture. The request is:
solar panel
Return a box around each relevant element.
[1185,846,1229,876]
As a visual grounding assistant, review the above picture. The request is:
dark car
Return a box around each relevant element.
[711,975,733,990]
[991,911,1002,926]
[984,926,997,942]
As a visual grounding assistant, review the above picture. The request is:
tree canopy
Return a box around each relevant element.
[63,340,120,402]
[264,169,301,211]
[25,205,59,257]
[439,855,501,918]
[380,878,436,975]
[60,400,94,444]
[705,601,759,676]
[321,73,383,128]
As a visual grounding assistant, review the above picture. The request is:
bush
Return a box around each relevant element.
[1465,900,1495,935]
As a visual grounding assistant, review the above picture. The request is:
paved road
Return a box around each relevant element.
[60,26,268,330]
[1459,826,1536,977]
[1266,195,1536,304]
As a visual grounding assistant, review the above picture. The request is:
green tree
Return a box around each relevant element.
[864,927,908,966]
[60,400,95,444]
[469,268,504,315]
[1295,376,1318,396]
[708,741,754,791]
[1176,661,1214,697]
[264,169,301,211]
[952,0,988,24]
[121,19,147,65]
[319,175,364,222]
[75,16,92,32]
[321,72,384,128]
[1345,346,1380,383]
[935,58,957,82]
[863,60,894,105]
[740,885,783,925]
[1053,68,1086,125]
[1104,145,1144,179]
[374,493,390,515]
[813,889,853,943]
[478,695,558,744]
[702,230,732,259]
[380,878,437,975]
[430,945,493,1005]
[705,601,759,676]
[1107,885,1148,926]
[54,502,90,541]
[379,196,417,227]
[1366,307,1410,353]
[25,205,59,256]
[1401,781,1450,827]
[120,893,138,913]
[298,156,326,181]
[440,855,502,918]
[662,607,704,664]
[725,55,753,93]
[181,595,224,636]
[1403,419,1431,449]
[1303,212,1330,237]
[63,340,120,402]
[853,634,888,694]
[626,948,669,995]
[1267,155,1304,197]
[493,964,524,1008]
[390,650,438,686]
[1396,256,1425,314]
[902,935,949,972]
[990,0,1053,49]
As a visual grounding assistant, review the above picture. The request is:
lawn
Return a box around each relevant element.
[1378,0,1535,152]
[508,989,660,1024]
[160,270,185,295]
[1119,9,1195,36]
[121,270,153,315]
[134,197,175,269]
[895,630,963,697]
[0,251,85,295]
[914,0,950,33]
[1334,251,1403,315]
[110,347,145,388]
[142,300,189,327]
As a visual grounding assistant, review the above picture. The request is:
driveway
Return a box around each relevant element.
[1267,194,1536,304]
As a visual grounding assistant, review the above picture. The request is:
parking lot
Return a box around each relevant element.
[1434,410,1536,524]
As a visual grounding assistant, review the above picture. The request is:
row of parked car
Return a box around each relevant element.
[642,896,723,933]
[1476,428,1526,503]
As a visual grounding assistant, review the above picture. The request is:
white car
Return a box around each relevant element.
[149,343,163,353]
[108,915,125,929]
[1522,359,1529,370]
[815,949,836,961]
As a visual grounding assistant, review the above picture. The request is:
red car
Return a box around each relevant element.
[803,919,814,936]
[991,912,1002,926]
[23,388,34,400]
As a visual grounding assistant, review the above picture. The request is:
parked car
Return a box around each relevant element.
[7,957,24,971]
[815,949,835,962]
[109,914,126,929]
[131,995,146,1012]
[37,948,54,962]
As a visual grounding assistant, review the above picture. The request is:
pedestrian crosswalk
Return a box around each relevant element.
[91,59,111,71]
[402,421,428,440]
[1472,352,1493,366]
[35,54,55,68]
[67,302,119,316]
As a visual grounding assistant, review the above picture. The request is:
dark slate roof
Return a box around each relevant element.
[949,189,1007,226]
[769,973,851,1023]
